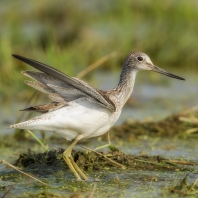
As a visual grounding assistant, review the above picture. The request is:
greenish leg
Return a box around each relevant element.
[63,135,87,181]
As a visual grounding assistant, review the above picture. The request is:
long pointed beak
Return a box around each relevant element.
[151,65,185,80]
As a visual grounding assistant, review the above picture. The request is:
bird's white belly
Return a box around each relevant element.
[53,99,121,140]
[18,98,121,141]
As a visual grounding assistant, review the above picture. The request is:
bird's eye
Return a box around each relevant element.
[137,56,143,61]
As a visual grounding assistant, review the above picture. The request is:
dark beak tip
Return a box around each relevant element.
[173,76,185,81]
[176,76,185,81]
[152,66,185,81]
[12,54,19,59]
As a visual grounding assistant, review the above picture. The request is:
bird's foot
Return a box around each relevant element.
[63,150,88,181]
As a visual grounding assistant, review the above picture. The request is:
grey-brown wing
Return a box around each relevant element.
[20,102,67,113]
[12,54,116,111]
[48,93,66,102]
[24,80,53,94]
[22,71,86,102]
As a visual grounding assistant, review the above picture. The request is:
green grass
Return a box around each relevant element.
[0,0,198,101]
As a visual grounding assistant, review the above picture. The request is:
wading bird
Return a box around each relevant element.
[9,52,185,180]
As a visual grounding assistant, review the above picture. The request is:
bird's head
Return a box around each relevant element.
[125,52,185,80]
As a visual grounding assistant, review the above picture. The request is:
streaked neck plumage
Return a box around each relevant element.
[115,58,139,108]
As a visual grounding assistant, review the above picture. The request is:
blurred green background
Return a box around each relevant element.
[0,0,198,102]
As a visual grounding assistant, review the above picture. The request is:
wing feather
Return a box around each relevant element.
[22,71,84,102]
[20,102,67,113]
[13,54,116,111]
[24,80,53,94]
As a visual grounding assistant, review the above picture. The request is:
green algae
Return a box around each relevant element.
[169,175,198,197]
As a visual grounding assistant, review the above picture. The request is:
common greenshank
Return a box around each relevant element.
[9,52,185,180]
